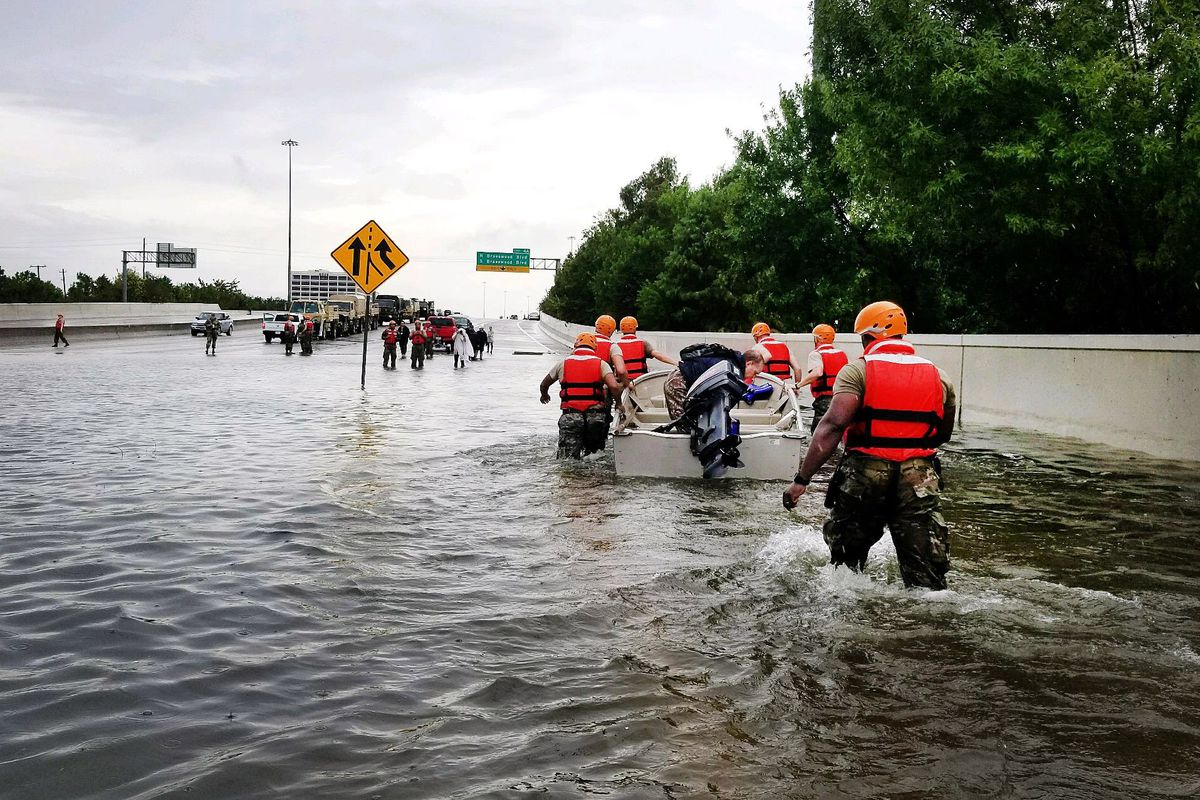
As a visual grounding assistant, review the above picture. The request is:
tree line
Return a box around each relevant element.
[543,0,1199,334]
[0,267,284,310]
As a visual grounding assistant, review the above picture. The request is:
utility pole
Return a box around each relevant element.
[568,235,575,255]
[29,265,46,280]
[142,237,147,279]
[282,139,299,308]
[60,268,67,295]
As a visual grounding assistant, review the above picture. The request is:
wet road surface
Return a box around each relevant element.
[1,320,1198,799]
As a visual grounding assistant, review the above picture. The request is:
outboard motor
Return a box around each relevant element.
[682,360,747,479]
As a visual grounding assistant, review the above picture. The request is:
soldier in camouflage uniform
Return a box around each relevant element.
[299,319,314,355]
[783,301,957,589]
[204,314,219,355]
[540,332,624,459]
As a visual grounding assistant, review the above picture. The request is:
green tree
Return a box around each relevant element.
[0,268,65,302]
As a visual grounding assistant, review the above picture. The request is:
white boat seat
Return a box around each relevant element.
[650,394,667,408]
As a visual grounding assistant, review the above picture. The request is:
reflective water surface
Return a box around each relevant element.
[2,321,1198,799]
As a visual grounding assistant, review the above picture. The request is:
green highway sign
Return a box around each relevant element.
[476,248,531,272]
[477,250,530,266]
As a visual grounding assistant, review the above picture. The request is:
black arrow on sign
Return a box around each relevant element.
[347,238,366,276]
[375,240,397,272]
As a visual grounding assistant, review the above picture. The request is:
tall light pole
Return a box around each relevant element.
[503,290,507,318]
[568,235,575,255]
[282,139,299,308]
[482,281,487,319]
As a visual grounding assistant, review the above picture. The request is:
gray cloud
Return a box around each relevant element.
[0,0,809,309]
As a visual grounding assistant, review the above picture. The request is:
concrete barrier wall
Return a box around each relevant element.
[538,312,1200,462]
[0,302,222,328]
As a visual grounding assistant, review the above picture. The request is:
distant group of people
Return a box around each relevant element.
[539,301,958,591]
[381,320,493,371]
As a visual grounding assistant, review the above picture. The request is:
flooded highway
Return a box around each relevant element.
[2,319,1198,799]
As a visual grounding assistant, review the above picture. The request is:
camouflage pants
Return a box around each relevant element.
[810,394,832,434]
[823,452,950,589]
[557,407,609,459]
[664,370,687,420]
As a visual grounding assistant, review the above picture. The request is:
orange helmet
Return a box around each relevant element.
[812,323,836,344]
[751,322,771,339]
[619,316,638,334]
[595,314,617,337]
[854,301,908,339]
[574,332,597,350]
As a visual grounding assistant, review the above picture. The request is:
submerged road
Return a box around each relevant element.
[1,319,1198,799]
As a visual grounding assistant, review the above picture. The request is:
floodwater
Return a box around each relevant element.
[1,319,1198,800]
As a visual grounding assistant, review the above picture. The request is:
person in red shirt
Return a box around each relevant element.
[53,314,69,348]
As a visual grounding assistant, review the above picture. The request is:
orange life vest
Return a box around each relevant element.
[811,344,849,398]
[595,333,612,363]
[844,339,945,462]
[411,329,426,345]
[617,335,648,378]
[559,348,606,411]
[384,328,398,345]
[758,337,792,378]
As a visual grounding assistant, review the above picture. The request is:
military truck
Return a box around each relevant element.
[289,299,337,340]
[327,293,373,336]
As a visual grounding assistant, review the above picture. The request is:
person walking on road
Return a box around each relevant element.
[452,326,470,369]
[382,321,399,369]
[204,314,219,355]
[52,314,69,348]
[409,324,426,369]
[782,301,958,590]
[299,319,314,355]
[423,321,435,360]
[398,322,410,359]
[540,332,624,459]
[281,318,296,356]
[486,325,494,354]
[470,327,486,361]
[793,324,849,433]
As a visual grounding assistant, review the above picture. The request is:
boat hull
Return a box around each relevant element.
[614,429,805,480]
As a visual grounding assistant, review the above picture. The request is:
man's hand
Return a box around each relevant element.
[782,481,807,510]
[540,393,551,405]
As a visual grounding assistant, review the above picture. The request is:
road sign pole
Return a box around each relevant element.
[361,313,369,390]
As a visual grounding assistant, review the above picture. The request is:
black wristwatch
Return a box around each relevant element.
[793,473,810,486]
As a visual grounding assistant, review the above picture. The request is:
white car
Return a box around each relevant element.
[190,312,234,336]
[261,312,305,343]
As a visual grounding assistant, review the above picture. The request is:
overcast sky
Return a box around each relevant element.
[0,1,811,315]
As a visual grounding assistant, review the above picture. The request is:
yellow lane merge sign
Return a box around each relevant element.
[331,220,408,294]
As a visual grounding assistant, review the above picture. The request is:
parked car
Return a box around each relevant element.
[509,314,519,320]
[261,312,304,343]
[190,312,234,336]
[525,311,541,320]
[452,314,474,332]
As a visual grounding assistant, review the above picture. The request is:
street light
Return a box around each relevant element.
[282,139,299,308]
[482,281,487,319]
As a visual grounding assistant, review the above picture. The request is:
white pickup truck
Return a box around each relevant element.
[261,312,305,343]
